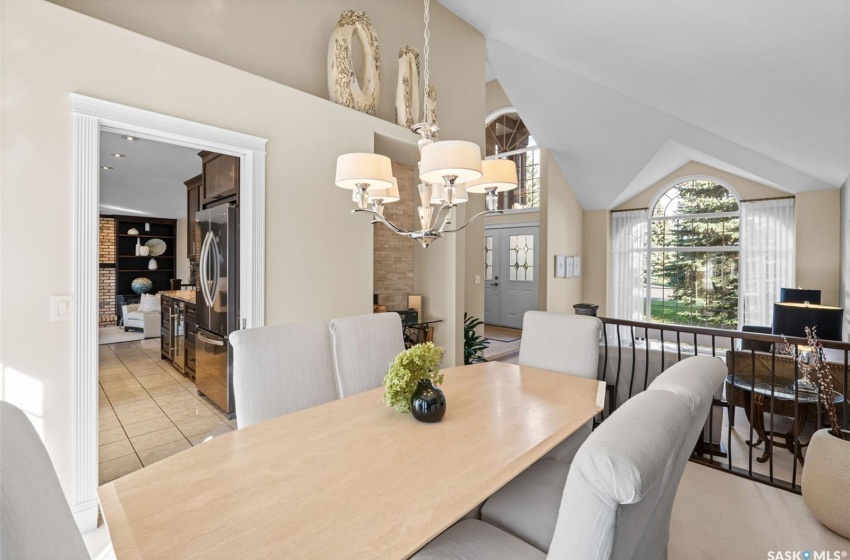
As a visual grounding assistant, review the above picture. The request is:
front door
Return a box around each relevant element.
[484,225,539,329]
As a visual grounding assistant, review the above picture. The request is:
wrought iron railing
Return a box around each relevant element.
[597,317,850,494]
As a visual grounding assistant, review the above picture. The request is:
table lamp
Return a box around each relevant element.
[779,287,822,305]
[772,302,843,341]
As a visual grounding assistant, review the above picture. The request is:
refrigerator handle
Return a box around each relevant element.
[197,332,225,346]
[209,234,222,306]
[199,231,215,308]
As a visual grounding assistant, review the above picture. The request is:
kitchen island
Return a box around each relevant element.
[160,290,197,378]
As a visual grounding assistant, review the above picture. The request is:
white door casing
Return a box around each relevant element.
[71,94,267,531]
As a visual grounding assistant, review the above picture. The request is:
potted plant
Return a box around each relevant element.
[463,313,490,365]
[788,327,850,538]
[382,342,446,423]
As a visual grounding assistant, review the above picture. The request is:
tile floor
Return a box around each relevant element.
[98,337,237,485]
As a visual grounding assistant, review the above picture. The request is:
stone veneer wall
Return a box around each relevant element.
[99,216,116,326]
[373,162,415,311]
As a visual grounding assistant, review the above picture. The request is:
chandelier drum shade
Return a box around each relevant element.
[334,153,394,190]
[419,140,482,184]
[332,0,518,247]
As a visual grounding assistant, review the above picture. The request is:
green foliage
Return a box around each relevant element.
[463,313,489,365]
[650,180,739,329]
[382,342,445,413]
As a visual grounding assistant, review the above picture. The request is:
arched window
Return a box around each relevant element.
[647,178,740,328]
[485,109,539,210]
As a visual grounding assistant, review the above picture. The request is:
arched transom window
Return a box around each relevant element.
[485,110,539,210]
[648,178,740,329]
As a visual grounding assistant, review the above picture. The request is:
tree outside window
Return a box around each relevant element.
[648,179,739,329]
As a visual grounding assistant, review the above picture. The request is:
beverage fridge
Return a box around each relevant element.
[195,204,238,418]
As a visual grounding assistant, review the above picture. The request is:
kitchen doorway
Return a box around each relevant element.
[71,94,267,531]
[484,224,539,329]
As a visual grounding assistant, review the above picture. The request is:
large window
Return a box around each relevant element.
[647,179,739,329]
[485,110,540,210]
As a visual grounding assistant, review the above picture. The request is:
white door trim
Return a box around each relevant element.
[70,94,267,531]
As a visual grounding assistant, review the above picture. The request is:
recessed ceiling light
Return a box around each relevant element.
[101,166,113,170]
[111,153,126,158]
[122,135,139,141]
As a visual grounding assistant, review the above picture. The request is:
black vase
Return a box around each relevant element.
[410,379,446,423]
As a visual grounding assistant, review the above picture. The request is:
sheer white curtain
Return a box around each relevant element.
[610,209,648,329]
[739,198,795,327]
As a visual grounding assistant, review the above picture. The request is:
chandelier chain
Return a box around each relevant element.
[423,0,430,106]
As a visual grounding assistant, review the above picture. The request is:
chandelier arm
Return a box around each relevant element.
[430,203,454,232]
[436,204,457,233]
[352,208,410,235]
[440,210,504,234]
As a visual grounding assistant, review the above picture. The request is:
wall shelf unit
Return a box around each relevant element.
[111,215,178,324]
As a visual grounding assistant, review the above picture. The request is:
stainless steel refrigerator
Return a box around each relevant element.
[196,204,238,417]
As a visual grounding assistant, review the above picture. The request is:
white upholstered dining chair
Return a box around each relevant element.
[519,311,603,463]
[440,355,726,560]
[230,322,339,428]
[329,312,405,397]
[413,368,708,560]
[1,401,90,560]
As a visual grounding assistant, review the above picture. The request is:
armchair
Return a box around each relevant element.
[122,303,161,338]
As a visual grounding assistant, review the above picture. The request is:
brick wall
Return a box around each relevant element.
[373,162,415,311]
[99,216,116,326]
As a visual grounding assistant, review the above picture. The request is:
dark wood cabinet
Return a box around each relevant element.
[161,294,196,378]
[185,302,197,378]
[199,151,239,206]
[185,174,201,259]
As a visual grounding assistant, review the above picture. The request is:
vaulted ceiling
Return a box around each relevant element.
[439,0,850,209]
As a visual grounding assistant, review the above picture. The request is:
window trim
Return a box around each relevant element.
[644,175,742,325]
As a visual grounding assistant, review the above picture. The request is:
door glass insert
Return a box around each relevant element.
[509,234,533,282]
[484,236,494,280]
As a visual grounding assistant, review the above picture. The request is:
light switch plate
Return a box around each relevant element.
[474,275,481,284]
[51,295,72,322]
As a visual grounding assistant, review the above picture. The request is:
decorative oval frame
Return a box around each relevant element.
[327,10,381,116]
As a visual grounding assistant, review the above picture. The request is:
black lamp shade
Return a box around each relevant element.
[772,302,843,341]
[779,288,821,305]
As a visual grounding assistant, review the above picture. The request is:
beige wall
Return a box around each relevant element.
[486,80,512,114]
[543,151,584,313]
[0,0,482,502]
[47,0,480,131]
[796,190,841,306]
[582,211,610,316]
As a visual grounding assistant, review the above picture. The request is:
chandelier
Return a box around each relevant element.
[334,0,518,248]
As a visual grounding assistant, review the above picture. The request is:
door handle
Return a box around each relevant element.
[492,282,499,287]
[197,333,225,346]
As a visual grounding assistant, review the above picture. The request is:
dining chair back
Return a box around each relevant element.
[230,322,339,428]
[329,313,405,397]
[519,311,603,463]
[1,401,89,559]
[519,311,602,378]
[547,389,693,560]
[637,355,726,560]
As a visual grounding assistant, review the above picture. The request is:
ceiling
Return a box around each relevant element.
[440,0,850,209]
[99,132,201,219]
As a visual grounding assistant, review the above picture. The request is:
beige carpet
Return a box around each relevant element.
[670,462,849,559]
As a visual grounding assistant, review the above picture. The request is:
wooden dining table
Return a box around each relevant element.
[98,361,605,559]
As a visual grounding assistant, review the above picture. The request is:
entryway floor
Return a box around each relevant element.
[483,325,522,362]
[98,338,236,485]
